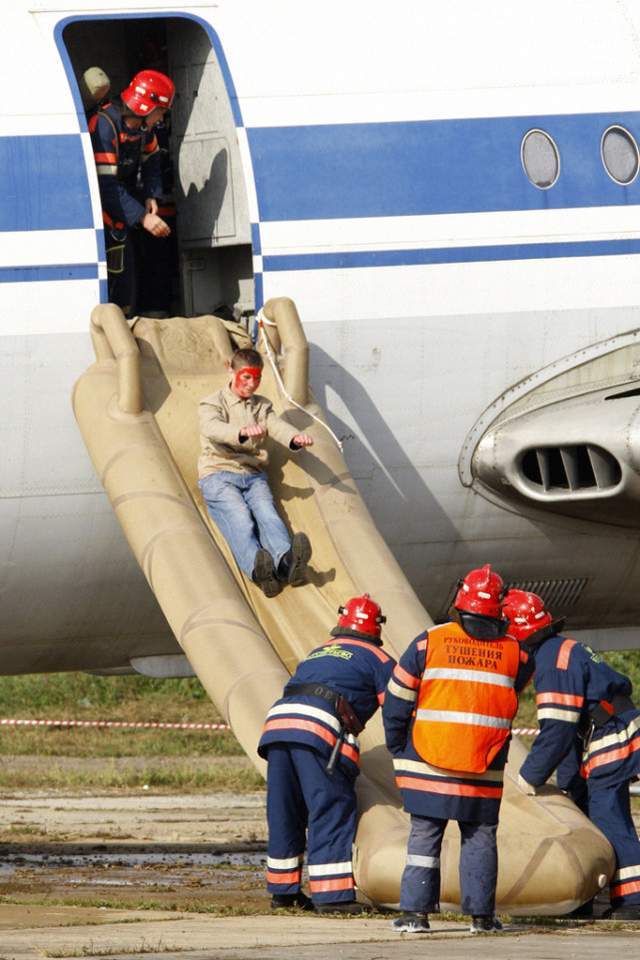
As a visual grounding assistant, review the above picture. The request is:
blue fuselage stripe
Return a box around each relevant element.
[263,238,640,272]
[0,135,93,232]
[0,264,98,283]
[248,111,640,221]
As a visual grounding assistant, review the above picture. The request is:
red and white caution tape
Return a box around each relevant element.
[0,718,230,732]
[0,718,539,736]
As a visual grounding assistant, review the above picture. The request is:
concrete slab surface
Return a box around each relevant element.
[0,910,639,960]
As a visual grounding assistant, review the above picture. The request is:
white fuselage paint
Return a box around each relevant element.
[3,0,640,669]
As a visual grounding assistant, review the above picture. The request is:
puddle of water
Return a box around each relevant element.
[0,850,267,869]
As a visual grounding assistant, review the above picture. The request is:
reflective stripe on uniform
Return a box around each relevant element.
[267,855,302,869]
[267,701,340,733]
[387,677,417,702]
[309,877,355,893]
[392,757,503,782]
[393,664,420,689]
[328,638,391,663]
[537,707,580,723]
[416,708,512,729]
[582,736,640,776]
[395,775,503,799]
[587,716,640,754]
[308,861,352,877]
[423,667,515,688]
[407,854,440,868]
[266,868,301,884]
[613,864,640,882]
[536,692,584,707]
[96,164,118,175]
[262,718,360,756]
[556,638,577,670]
[611,878,640,898]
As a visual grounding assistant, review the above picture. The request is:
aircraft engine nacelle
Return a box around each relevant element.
[462,326,640,529]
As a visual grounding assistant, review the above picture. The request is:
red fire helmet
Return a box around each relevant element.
[121,70,175,116]
[453,564,504,619]
[502,589,553,641]
[336,594,386,638]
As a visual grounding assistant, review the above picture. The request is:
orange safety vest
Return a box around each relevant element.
[412,622,520,773]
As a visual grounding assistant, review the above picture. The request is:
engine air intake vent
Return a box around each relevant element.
[520,445,621,493]
[437,577,587,623]
[505,577,588,610]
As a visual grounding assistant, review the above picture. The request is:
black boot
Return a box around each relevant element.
[314,901,371,915]
[565,898,594,919]
[607,903,640,920]
[271,891,313,911]
[252,549,281,598]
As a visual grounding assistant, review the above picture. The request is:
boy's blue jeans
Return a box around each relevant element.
[199,471,291,578]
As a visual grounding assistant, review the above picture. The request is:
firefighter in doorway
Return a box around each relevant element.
[88,69,174,316]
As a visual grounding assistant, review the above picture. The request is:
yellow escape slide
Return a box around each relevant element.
[73,299,613,913]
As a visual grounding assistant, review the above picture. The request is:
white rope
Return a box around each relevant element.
[256,309,343,452]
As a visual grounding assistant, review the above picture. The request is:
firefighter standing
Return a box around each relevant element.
[89,69,174,315]
[383,565,532,934]
[504,589,640,921]
[257,595,395,913]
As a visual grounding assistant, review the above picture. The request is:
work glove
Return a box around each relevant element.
[517,773,537,795]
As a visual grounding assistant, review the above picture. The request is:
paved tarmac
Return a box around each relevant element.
[0,909,639,959]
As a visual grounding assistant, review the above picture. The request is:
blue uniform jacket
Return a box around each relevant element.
[89,102,162,228]
[258,634,396,779]
[520,634,640,791]
[383,626,533,824]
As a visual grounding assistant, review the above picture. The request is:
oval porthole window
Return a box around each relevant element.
[601,125,639,185]
[521,129,560,189]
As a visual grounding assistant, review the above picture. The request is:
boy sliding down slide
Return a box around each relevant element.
[198,348,313,597]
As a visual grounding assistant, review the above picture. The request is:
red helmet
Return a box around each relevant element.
[453,564,504,618]
[336,594,386,639]
[121,70,174,116]
[502,589,553,641]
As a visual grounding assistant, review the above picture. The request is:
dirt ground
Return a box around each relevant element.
[0,762,268,914]
[0,758,639,959]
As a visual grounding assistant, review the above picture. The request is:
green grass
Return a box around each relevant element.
[0,760,263,793]
[0,673,246,759]
[0,674,211,719]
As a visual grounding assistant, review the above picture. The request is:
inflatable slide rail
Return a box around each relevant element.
[72,299,613,912]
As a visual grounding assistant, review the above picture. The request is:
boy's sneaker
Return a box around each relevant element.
[391,913,431,933]
[470,915,504,934]
[286,533,312,586]
[271,891,313,911]
[252,549,281,598]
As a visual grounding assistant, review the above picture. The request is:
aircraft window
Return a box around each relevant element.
[521,130,560,189]
[601,125,639,185]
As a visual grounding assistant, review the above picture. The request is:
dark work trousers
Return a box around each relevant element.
[399,814,498,916]
[589,781,640,906]
[265,743,357,905]
[106,226,140,316]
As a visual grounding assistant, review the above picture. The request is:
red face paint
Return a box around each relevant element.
[232,366,262,397]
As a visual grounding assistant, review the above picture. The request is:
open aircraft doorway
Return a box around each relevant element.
[61,15,255,320]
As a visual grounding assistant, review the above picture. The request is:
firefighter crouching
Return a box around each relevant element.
[383,565,532,934]
[257,595,395,913]
[505,589,640,921]
[89,69,174,316]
